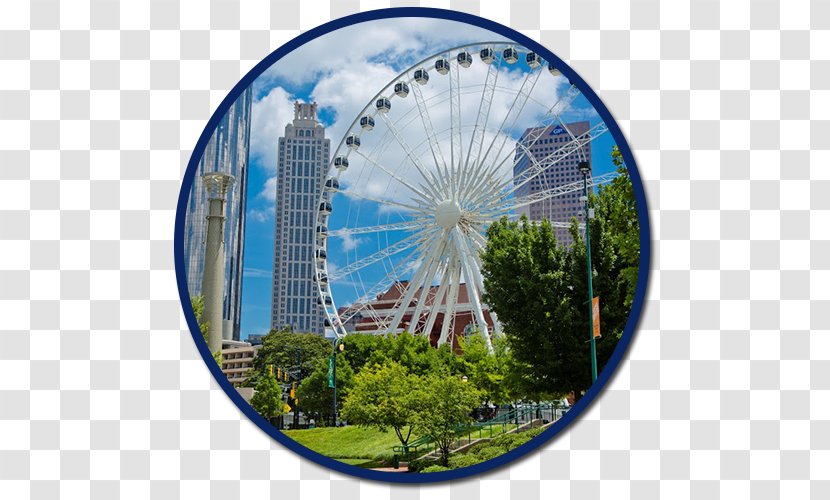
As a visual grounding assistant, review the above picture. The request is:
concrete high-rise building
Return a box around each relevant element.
[184,88,252,341]
[513,121,591,246]
[271,102,331,334]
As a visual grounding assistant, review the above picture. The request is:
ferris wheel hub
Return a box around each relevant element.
[434,200,462,229]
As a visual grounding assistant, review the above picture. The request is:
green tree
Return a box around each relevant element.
[191,295,220,365]
[250,372,284,422]
[414,374,481,466]
[592,146,640,309]
[342,333,389,372]
[248,329,331,386]
[341,362,421,449]
[372,331,457,377]
[481,148,638,396]
[296,355,354,426]
[456,334,512,405]
[481,217,581,398]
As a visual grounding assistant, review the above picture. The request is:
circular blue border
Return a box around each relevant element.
[174,7,651,484]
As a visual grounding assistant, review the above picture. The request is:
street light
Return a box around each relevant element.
[331,339,345,426]
[579,160,598,383]
[461,375,468,383]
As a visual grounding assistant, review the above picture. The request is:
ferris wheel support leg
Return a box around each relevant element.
[384,236,444,334]
[437,264,461,347]
[423,266,451,339]
[453,228,493,353]
[409,239,449,334]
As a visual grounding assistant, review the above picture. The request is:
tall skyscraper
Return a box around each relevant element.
[513,121,591,246]
[184,87,252,341]
[271,102,331,334]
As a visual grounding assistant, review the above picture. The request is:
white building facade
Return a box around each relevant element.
[270,102,331,334]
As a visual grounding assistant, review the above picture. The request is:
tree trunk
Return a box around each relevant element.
[440,445,450,467]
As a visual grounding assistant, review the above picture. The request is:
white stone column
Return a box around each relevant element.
[201,173,235,355]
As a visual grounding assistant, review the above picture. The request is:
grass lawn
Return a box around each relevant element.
[282,426,418,461]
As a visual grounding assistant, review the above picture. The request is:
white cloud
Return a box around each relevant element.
[248,208,272,223]
[243,267,271,279]
[339,232,365,252]
[254,18,504,91]
[250,86,295,173]
[258,176,277,202]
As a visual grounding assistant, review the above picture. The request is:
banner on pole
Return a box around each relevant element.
[327,355,335,388]
[592,297,601,338]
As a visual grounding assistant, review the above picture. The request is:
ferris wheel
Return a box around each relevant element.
[314,42,615,349]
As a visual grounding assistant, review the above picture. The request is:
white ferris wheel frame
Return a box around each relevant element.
[313,41,616,346]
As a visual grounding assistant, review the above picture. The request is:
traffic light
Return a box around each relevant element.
[290,382,295,399]
[277,367,281,379]
[269,364,273,376]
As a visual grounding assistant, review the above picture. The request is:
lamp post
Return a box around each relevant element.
[293,348,301,428]
[200,173,234,355]
[331,339,345,426]
[579,161,598,383]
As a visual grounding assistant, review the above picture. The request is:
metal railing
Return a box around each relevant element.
[391,403,568,462]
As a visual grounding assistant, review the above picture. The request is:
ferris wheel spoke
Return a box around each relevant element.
[460,53,501,196]
[471,67,542,198]
[449,57,463,198]
[328,229,436,281]
[337,236,435,326]
[467,122,609,213]
[503,121,608,196]
[487,72,544,184]
[465,139,549,210]
[351,149,434,203]
[328,221,421,238]
[410,71,450,191]
[377,111,445,201]
[343,188,432,215]
[483,171,619,217]
[473,214,583,230]
[465,83,582,204]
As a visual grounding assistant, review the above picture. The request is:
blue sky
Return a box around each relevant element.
[238,19,619,340]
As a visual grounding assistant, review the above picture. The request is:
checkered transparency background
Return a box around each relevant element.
[2,0,830,498]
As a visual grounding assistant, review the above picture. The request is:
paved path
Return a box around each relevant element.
[370,466,409,472]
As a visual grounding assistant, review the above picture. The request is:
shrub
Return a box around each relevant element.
[408,457,439,472]
[472,445,504,461]
[421,465,450,473]
[467,441,490,455]
[491,433,532,451]
[447,453,482,470]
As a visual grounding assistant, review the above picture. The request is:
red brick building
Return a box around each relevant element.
[347,280,495,347]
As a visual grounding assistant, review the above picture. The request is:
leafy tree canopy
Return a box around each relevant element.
[480,145,639,396]
[414,374,481,466]
[341,362,422,448]
[250,372,284,420]
[249,329,332,386]
[296,354,354,426]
